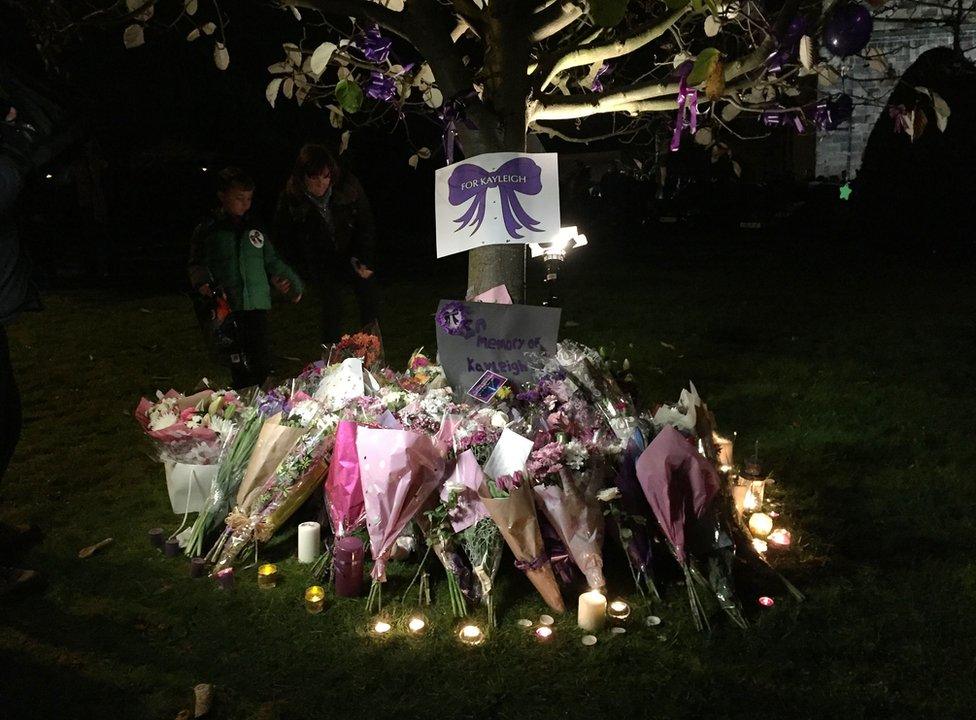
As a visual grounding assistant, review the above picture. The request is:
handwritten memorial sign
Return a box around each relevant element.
[435,152,561,258]
[435,300,561,391]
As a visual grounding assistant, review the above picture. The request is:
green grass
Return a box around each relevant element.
[2,236,975,719]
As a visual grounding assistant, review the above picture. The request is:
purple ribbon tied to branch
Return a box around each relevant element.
[366,71,396,102]
[356,25,392,64]
[670,71,699,152]
[589,61,614,93]
[447,157,545,239]
[762,108,806,133]
[766,15,808,74]
[438,92,478,165]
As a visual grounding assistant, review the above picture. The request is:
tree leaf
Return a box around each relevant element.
[337,66,352,81]
[201,22,216,35]
[282,43,302,67]
[339,130,351,155]
[423,86,444,109]
[408,154,419,169]
[128,0,154,21]
[799,35,815,70]
[185,0,198,15]
[268,61,290,74]
[335,79,363,113]
[865,47,889,74]
[290,5,302,20]
[588,0,629,28]
[326,104,344,129]
[123,24,145,49]
[283,77,294,99]
[296,86,309,106]
[688,48,720,86]
[266,78,283,108]
[912,109,927,141]
[376,0,405,10]
[704,15,721,37]
[186,27,201,42]
[213,41,230,71]
[310,42,337,78]
[704,59,725,100]
[694,126,713,145]
[720,103,741,122]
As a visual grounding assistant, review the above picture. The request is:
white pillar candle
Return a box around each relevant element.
[297,521,321,564]
[577,589,607,632]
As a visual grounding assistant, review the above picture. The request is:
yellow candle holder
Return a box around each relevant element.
[305,585,325,614]
[257,563,278,590]
[607,599,631,625]
[457,623,486,646]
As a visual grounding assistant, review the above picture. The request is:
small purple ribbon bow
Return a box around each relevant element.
[670,71,699,152]
[514,555,547,572]
[366,71,396,102]
[438,92,479,165]
[356,25,391,64]
[447,157,544,239]
[762,109,806,134]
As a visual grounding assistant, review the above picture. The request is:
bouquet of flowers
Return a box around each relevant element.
[324,420,368,539]
[328,321,384,370]
[134,388,241,465]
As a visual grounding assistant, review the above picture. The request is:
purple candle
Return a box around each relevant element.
[215,567,235,590]
[149,528,165,549]
[164,538,180,557]
[333,536,364,598]
[189,557,207,578]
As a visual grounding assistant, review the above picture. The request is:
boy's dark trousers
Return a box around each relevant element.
[230,310,272,390]
[319,265,379,346]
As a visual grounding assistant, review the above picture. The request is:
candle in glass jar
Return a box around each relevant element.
[577,589,607,632]
[607,599,631,624]
[534,625,553,642]
[458,623,485,646]
[407,615,427,636]
[189,557,207,578]
[748,512,773,538]
[334,535,364,597]
[297,521,321,564]
[164,538,180,557]
[257,563,278,589]
[305,585,325,614]
[148,527,165,549]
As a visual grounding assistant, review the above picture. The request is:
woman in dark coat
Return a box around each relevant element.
[273,143,378,345]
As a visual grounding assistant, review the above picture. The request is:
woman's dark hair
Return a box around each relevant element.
[286,143,340,196]
[216,166,255,193]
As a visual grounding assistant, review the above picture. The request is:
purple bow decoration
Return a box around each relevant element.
[356,25,391,64]
[365,71,396,102]
[514,555,547,571]
[447,157,544,239]
[670,71,699,152]
[438,92,479,165]
[436,301,471,337]
[766,16,808,74]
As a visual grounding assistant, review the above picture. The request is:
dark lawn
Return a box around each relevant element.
[2,229,975,719]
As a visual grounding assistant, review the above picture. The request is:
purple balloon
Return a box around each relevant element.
[823,1,873,57]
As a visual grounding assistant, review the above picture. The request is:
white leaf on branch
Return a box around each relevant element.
[818,64,840,86]
[720,103,740,122]
[337,66,351,81]
[266,78,284,107]
[268,61,291,74]
[916,86,950,132]
[127,0,154,22]
[424,86,444,109]
[799,36,815,71]
[310,42,337,78]
[283,43,302,67]
[413,63,435,89]
[408,154,419,169]
[296,86,309,106]
[704,16,721,38]
[327,104,344,129]
[732,160,742,177]
[694,127,713,146]
[283,77,295,99]
[214,42,230,71]
[673,52,692,69]
[339,130,351,155]
[290,5,302,20]
[202,22,216,36]
[373,0,405,11]
[123,24,145,49]
[185,0,198,15]
[187,27,201,42]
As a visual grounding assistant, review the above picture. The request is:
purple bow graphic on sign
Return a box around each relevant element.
[448,157,545,239]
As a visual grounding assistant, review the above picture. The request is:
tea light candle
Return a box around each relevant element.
[607,599,631,624]
[371,618,393,636]
[305,585,325,614]
[458,623,485,646]
[578,589,607,632]
[148,528,165,549]
[748,513,773,538]
[758,596,775,608]
[215,567,235,590]
[164,538,180,557]
[407,615,427,636]
[752,538,768,554]
[257,563,278,589]
[189,557,207,578]
[534,625,553,642]
[768,528,792,547]
[297,521,321,564]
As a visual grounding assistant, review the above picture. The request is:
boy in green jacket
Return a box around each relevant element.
[188,167,303,389]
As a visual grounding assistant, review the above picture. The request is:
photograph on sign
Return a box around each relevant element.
[434,299,561,391]
[435,152,561,258]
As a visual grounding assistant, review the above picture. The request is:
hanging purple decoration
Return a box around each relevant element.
[766,16,808,74]
[814,93,853,130]
[823,1,873,58]
[589,62,614,93]
[438,92,479,165]
[670,65,698,152]
[357,25,392,63]
[365,71,396,102]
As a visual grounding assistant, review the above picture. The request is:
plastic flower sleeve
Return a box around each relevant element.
[324,421,367,538]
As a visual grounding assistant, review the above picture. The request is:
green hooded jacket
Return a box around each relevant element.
[188,211,304,311]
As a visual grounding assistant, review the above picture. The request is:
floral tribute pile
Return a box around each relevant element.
[135,328,801,633]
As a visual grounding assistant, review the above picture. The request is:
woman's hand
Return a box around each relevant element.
[355,263,374,280]
[271,275,292,295]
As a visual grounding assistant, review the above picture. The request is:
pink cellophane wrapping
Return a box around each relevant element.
[441,449,490,533]
[325,421,368,537]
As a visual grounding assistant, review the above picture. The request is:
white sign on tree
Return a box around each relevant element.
[434,152,561,258]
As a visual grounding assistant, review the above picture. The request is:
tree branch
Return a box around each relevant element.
[450,0,486,31]
[537,5,690,89]
[292,0,412,39]
[530,1,584,42]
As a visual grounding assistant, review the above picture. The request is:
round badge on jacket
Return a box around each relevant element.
[248,230,265,248]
